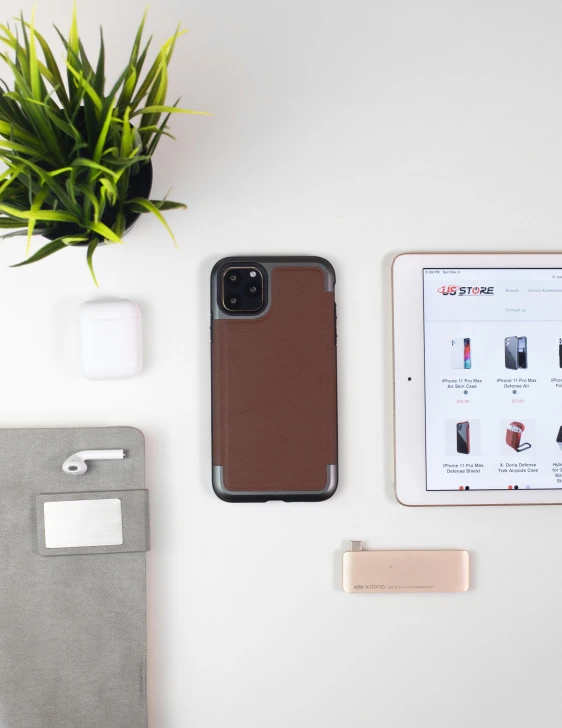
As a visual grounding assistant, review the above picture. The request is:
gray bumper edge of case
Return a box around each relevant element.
[212,463,337,497]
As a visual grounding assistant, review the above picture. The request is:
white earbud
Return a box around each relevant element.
[62,449,126,475]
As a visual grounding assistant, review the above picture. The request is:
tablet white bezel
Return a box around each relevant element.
[393,252,562,506]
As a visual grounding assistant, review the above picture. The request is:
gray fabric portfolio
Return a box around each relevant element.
[0,427,150,728]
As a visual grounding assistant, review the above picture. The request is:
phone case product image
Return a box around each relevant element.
[557,426,562,451]
[505,337,519,370]
[517,336,528,369]
[464,338,471,369]
[506,421,531,452]
[211,257,338,502]
[451,338,465,369]
[559,338,562,368]
[456,421,470,455]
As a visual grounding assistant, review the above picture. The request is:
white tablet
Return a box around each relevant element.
[393,252,562,506]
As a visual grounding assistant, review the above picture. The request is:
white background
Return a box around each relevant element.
[2,1,562,726]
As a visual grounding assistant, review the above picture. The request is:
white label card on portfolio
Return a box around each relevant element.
[43,498,124,548]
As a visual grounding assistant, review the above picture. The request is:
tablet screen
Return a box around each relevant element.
[423,268,562,491]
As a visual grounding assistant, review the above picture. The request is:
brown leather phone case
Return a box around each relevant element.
[211,257,338,502]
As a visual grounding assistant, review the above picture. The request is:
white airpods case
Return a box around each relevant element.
[79,300,143,380]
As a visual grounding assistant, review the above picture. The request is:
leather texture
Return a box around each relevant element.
[212,264,337,493]
[506,422,524,450]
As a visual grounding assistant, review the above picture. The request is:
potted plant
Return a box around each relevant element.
[0,7,205,284]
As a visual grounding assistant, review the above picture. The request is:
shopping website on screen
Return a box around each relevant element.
[423,268,562,491]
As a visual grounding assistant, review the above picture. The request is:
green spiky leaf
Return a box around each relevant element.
[125,196,178,245]
[89,219,122,243]
[131,105,209,118]
[11,236,69,266]
[87,237,99,285]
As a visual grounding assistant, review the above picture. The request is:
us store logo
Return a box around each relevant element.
[437,285,494,296]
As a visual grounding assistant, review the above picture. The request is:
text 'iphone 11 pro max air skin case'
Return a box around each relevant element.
[211,257,338,502]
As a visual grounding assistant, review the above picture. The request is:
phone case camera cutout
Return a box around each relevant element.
[220,264,267,315]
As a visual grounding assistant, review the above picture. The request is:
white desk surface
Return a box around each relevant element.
[3,0,562,725]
